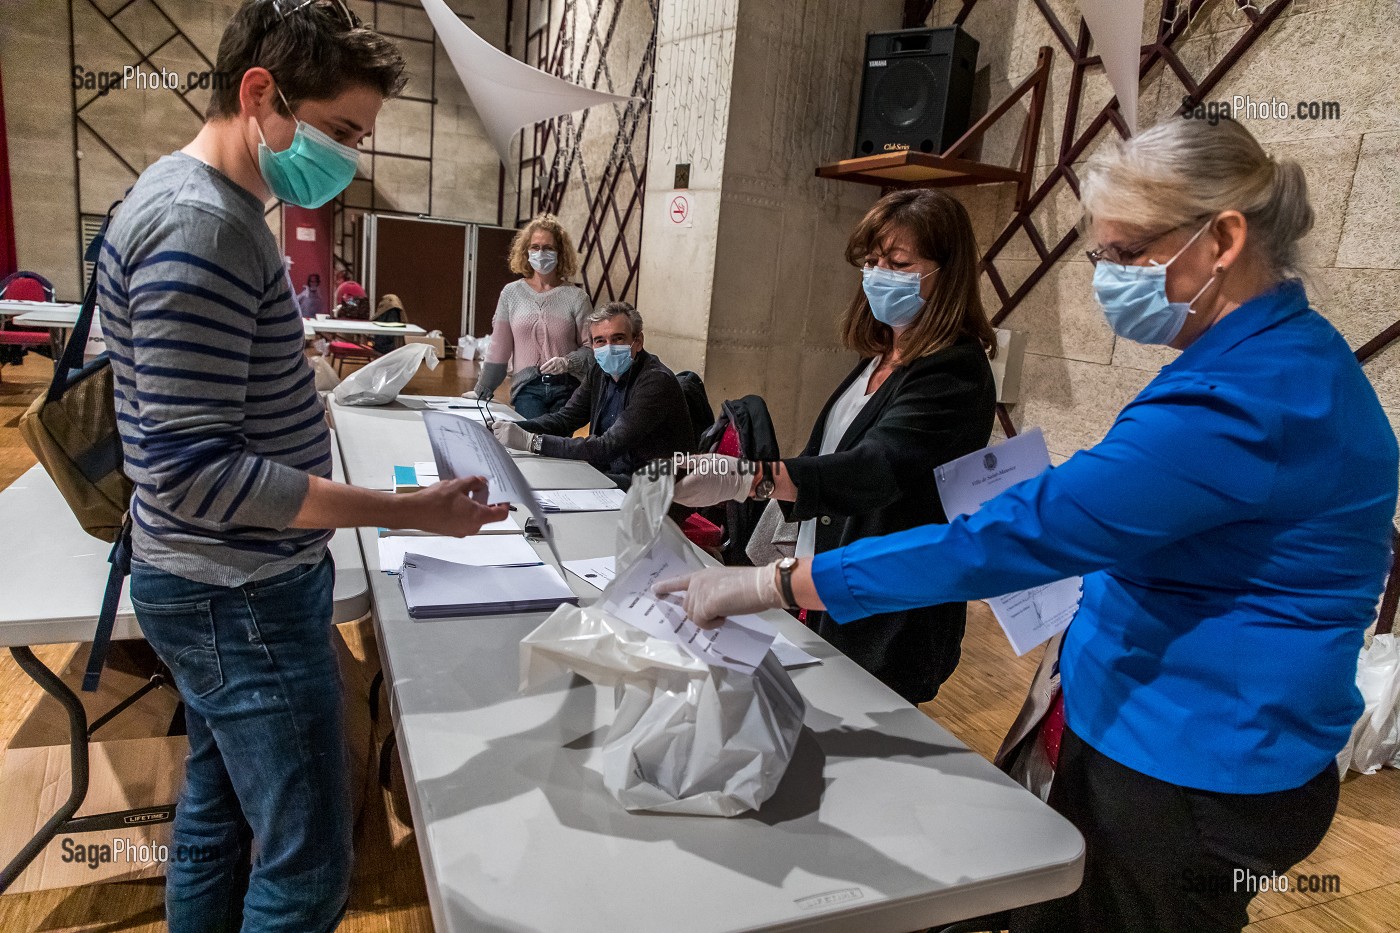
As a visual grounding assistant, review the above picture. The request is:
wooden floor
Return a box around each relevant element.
[1,351,1397,932]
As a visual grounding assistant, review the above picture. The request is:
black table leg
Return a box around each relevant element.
[0,646,91,894]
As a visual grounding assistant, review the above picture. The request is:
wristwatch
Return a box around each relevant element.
[776,557,799,609]
[753,461,775,500]
[530,433,544,455]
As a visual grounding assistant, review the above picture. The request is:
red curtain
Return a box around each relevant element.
[0,62,16,279]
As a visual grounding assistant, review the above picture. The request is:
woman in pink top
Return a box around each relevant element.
[465,213,594,419]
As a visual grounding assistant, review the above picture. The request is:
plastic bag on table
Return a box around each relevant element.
[456,335,476,360]
[1337,632,1400,775]
[520,471,805,817]
[476,334,491,360]
[309,355,340,392]
[331,342,438,407]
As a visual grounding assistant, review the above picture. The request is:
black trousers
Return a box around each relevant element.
[1010,726,1339,933]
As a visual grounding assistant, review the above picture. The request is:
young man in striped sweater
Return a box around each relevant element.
[97,3,506,929]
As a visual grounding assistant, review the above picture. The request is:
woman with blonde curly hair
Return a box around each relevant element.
[464,213,594,418]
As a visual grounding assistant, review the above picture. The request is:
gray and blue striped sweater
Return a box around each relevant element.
[99,152,331,587]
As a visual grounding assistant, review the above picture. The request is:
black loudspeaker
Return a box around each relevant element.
[853,26,979,158]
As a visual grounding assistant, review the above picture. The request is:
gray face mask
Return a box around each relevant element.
[529,250,558,275]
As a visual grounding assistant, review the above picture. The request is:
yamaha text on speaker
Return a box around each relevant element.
[853,26,979,159]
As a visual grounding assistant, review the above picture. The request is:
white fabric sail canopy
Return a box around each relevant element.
[422,0,641,165]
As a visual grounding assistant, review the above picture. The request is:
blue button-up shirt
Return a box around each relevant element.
[812,280,1397,792]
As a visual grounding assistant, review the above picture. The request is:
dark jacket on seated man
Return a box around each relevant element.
[517,348,696,476]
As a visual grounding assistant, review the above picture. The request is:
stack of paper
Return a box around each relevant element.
[537,488,626,512]
[398,553,578,619]
[377,533,541,573]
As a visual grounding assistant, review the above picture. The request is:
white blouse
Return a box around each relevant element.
[796,357,880,558]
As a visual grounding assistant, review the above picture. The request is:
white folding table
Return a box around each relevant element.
[0,440,370,892]
[305,318,427,337]
[329,396,1084,933]
[0,300,83,320]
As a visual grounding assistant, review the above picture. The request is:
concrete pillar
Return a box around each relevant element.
[638,0,906,452]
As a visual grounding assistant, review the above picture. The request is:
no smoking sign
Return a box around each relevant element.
[668,194,692,227]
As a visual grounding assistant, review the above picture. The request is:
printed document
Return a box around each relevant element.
[934,427,1081,655]
[422,411,560,562]
[600,537,776,671]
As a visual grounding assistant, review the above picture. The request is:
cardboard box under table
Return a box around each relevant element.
[0,642,183,892]
[0,636,371,895]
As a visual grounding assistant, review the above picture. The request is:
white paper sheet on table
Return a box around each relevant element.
[377,533,541,574]
[562,556,616,589]
[770,634,821,669]
[422,410,560,562]
[538,488,626,512]
[599,537,776,671]
[933,427,1082,656]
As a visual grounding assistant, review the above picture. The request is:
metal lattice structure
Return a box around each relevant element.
[518,0,657,306]
[65,0,443,287]
[941,0,1294,331]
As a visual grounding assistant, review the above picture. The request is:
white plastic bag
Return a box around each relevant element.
[1337,632,1400,775]
[520,473,805,817]
[457,335,476,360]
[331,342,438,406]
[309,355,340,392]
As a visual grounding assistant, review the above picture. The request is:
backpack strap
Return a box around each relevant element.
[48,198,121,405]
[82,515,133,693]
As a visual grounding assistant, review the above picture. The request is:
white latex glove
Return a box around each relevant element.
[539,356,569,375]
[460,389,480,401]
[493,420,535,452]
[652,563,784,630]
[672,454,753,507]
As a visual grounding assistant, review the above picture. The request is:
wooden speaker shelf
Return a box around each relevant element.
[815,151,1023,189]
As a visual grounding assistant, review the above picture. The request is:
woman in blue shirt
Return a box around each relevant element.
[657,117,1398,933]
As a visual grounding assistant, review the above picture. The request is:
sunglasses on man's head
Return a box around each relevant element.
[271,0,359,29]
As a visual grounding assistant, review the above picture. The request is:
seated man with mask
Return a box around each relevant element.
[492,301,696,481]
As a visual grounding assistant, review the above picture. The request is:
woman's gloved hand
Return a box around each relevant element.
[671,454,753,507]
[539,356,570,375]
[651,562,785,629]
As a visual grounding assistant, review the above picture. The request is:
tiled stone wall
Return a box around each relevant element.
[2,0,501,300]
[930,0,1400,475]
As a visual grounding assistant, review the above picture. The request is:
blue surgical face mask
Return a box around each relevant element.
[256,88,360,209]
[862,265,935,327]
[1092,220,1216,345]
[529,250,558,275]
[594,343,633,378]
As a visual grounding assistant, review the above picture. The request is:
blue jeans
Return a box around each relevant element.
[130,555,351,933]
[513,374,578,419]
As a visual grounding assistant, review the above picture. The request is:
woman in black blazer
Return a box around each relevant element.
[675,188,997,704]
